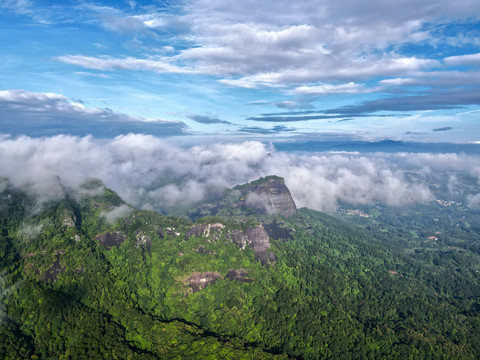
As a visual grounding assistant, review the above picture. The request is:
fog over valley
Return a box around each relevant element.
[1,134,479,213]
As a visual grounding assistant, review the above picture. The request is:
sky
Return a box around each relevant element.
[1,1,480,212]
[1,0,480,143]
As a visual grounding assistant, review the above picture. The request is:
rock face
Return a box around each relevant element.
[227,225,276,265]
[185,223,225,241]
[156,228,164,239]
[242,176,297,217]
[263,219,294,241]
[188,272,223,293]
[254,251,277,266]
[245,224,276,266]
[62,212,76,228]
[135,231,152,249]
[225,269,253,283]
[227,230,247,249]
[188,175,297,219]
[194,245,216,255]
[245,225,270,253]
[96,231,127,248]
[41,251,65,282]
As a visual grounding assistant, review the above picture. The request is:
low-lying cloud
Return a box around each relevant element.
[101,204,134,224]
[1,134,479,213]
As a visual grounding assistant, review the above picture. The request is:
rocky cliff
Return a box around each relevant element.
[239,176,297,217]
[189,175,297,219]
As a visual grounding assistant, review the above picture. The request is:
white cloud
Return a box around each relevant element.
[0,134,451,213]
[292,82,373,95]
[0,0,33,15]
[101,15,148,34]
[74,71,111,79]
[101,204,133,224]
[379,70,480,88]
[444,53,480,67]
[55,55,194,74]
[18,223,44,238]
[52,0,479,92]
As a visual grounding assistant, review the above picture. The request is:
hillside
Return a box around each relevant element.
[0,176,479,359]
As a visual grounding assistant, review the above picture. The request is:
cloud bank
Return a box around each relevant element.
[3,134,479,213]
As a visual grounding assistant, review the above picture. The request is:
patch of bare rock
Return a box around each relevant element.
[95,231,127,248]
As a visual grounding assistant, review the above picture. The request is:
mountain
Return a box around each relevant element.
[189,175,297,219]
[1,177,480,359]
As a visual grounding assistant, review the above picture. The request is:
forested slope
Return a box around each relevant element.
[0,177,479,359]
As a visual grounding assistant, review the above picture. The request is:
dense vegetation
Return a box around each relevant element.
[1,177,479,359]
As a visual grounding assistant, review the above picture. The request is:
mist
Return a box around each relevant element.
[1,134,479,213]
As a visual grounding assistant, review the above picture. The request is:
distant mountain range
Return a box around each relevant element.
[274,139,480,154]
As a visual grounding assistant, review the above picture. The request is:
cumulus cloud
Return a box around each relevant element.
[32,0,480,124]
[0,134,458,213]
[51,0,480,96]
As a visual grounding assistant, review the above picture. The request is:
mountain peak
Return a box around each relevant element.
[237,176,297,217]
[189,175,297,219]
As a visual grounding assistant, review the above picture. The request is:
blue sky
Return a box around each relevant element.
[1,0,480,143]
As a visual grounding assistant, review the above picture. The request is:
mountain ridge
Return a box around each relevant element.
[1,176,480,359]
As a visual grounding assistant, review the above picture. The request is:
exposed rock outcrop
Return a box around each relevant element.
[263,219,294,241]
[188,175,297,219]
[194,245,216,255]
[254,251,277,266]
[245,224,276,266]
[187,272,223,293]
[62,212,76,228]
[185,223,225,241]
[225,269,253,283]
[166,227,180,236]
[41,251,65,282]
[96,231,127,248]
[135,231,152,249]
[245,224,270,253]
[227,229,247,249]
[156,227,164,239]
[185,224,205,240]
[240,176,297,217]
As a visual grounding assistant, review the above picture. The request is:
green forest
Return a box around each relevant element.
[1,176,479,359]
